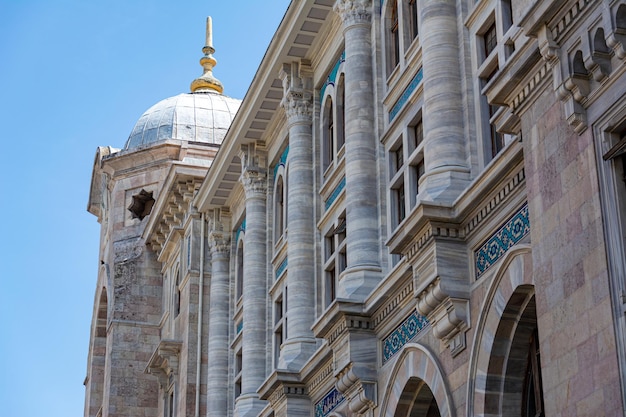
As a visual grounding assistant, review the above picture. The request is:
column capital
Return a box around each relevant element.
[208,230,230,258]
[334,0,372,27]
[279,61,313,124]
[240,168,267,199]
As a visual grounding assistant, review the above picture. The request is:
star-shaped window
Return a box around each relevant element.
[128,189,155,220]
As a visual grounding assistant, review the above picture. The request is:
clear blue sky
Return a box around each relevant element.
[0,1,290,416]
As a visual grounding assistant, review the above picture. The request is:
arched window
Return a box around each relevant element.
[274,175,285,242]
[323,97,335,173]
[236,240,244,301]
[174,270,181,317]
[336,74,346,151]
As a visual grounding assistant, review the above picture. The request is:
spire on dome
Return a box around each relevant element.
[191,16,224,94]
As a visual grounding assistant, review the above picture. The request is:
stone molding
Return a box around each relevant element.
[149,178,203,255]
[333,0,372,27]
[372,279,413,329]
[145,339,183,389]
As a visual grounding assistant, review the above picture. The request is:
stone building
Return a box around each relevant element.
[85,1,626,416]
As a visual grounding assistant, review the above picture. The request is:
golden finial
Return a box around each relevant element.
[191,16,224,94]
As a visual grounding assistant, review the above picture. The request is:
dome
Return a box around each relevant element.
[124,91,241,150]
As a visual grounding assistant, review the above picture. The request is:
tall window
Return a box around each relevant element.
[234,349,242,400]
[408,0,419,42]
[483,22,497,59]
[323,213,346,307]
[389,116,425,229]
[273,295,285,367]
[323,98,335,174]
[274,175,285,242]
[236,241,244,301]
[337,75,346,151]
[174,270,181,317]
[389,1,400,71]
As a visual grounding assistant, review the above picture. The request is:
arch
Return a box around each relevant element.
[87,287,108,417]
[467,245,539,416]
[593,28,610,54]
[617,4,626,31]
[380,344,454,417]
[572,50,588,76]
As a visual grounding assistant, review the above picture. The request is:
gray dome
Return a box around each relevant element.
[124,91,241,150]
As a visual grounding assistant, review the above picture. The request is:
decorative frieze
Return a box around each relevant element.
[382,311,429,363]
[474,203,530,278]
[325,177,346,210]
[389,68,423,122]
[275,257,288,279]
[315,387,345,417]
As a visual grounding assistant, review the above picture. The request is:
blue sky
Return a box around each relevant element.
[0,1,290,415]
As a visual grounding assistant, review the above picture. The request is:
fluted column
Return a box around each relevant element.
[207,224,230,417]
[334,0,381,300]
[277,61,317,370]
[419,0,470,201]
[236,155,268,417]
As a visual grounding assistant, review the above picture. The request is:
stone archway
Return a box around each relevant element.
[380,344,454,417]
[467,245,542,416]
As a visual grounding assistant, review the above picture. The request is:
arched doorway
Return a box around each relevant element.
[395,377,441,417]
[468,246,545,416]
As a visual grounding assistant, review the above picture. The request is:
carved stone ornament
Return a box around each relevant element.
[208,231,230,257]
[416,278,469,356]
[279,62,313,124]
[334,0,372,27]
[240,168,267,198]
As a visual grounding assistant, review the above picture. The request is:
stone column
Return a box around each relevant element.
[334,0,381,300]
[278,61,317,370]
[236,152,268,417]
[207,222,230,417]
[419,0,470,202]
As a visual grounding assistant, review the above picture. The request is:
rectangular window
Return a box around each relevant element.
[391,2,400,69]
[408,0,418,41]
[484,22,497,58]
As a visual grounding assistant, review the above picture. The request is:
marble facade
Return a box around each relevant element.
[85,1,626,416]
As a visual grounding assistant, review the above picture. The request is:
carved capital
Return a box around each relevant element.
[240,168,267,199]
[279,62,313,124]
[208,231,230,257]
[334,0,372,27]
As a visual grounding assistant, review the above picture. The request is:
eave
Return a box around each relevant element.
[195,0,336,212]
